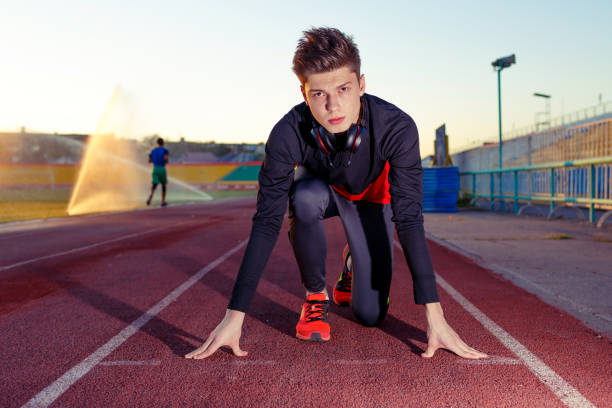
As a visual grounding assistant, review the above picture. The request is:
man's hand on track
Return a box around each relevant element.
[185,309,248,359]
[422,302,488,360]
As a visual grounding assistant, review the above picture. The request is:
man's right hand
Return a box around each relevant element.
[185,309,248,359]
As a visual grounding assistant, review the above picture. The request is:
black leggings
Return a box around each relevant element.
[288,171,394,327]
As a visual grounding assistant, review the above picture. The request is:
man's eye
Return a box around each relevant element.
[313,92,324,97]
[340,87,349,93]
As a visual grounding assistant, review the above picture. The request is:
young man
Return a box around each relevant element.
[147,137,169,207]
[186,28,487,360]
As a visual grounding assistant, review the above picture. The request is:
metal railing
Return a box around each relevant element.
[460,155,612,228]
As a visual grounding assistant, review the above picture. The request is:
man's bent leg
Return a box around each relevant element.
[333,196,394,327]
[289,172,337,341]
[288,176,338,293]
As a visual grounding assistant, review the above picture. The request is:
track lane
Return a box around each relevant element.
[0,199,254,316]
[53,217,568,408]
[0,200,253,268]
[0,200,254,408]
[21,240,248,408]
[426,240,611,408]
[1,197,609,407]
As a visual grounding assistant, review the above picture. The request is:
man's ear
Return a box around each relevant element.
[359,74,366,96]
[300,85,308,105]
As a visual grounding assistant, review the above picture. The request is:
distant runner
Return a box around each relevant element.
[186,27,487,360]
[146,137,169,207]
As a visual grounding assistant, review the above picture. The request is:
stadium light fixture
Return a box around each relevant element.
[533,92,551,131]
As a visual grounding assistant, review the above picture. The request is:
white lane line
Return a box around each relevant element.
[232,360,277,366]
[331,359,387,365]
[1,223,185,272]
[394,240,596,408]
[21,239,247,408]
[98,360,161,366]
[225,359,388,367]
[458,356,521,365]
[215,357,517,367]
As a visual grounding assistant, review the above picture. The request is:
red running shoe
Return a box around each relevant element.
[333,244,352,306]
[296,293,330,342]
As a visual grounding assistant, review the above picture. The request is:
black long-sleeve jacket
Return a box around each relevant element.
[228,93,439,312]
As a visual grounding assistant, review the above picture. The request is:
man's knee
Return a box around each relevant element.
[290,181,329,223]
[351,301,388,327]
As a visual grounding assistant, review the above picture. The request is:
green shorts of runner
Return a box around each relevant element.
[152,166,167,185]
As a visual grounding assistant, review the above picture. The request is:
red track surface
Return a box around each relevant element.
[0,197,610,408]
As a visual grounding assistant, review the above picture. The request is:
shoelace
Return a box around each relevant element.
[337,253,352,292]
[304,300,328,323]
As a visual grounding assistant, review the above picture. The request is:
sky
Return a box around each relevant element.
[1,0,611,157]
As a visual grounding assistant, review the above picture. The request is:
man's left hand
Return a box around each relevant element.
[422,302,488,360]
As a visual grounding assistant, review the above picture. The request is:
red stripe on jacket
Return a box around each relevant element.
[331,162,391,204]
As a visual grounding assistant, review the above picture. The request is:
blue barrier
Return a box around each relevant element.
[423,166,459,213]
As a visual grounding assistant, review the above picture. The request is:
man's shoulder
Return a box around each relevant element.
[364,93,416,136]
[265,101,310,161]
[277,101,310,127]
[269,101,310,141]
[364,93,412,121]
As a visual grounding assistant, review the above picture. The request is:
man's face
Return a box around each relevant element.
[301,66,366,134]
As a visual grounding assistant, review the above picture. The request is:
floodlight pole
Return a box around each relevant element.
[497,66,502,174]
[491,54,515,212]
[496,63,504,211]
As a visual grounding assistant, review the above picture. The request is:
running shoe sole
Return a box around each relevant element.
[332,293,350,307]
[296,332,330,342]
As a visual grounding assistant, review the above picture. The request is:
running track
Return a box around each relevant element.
[0,197,610,408]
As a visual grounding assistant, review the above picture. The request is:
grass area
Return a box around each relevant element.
[204,190,258,200]
[0,187,257,224]
[544,234,573,240]
[0,186,72,202]
[0,187,72,223]
[0,201,69,223]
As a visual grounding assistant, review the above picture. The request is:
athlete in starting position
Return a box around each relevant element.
[186,27,487,360]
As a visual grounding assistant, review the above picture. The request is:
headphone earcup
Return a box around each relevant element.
[345,125,364,153]
[345,127,356,151]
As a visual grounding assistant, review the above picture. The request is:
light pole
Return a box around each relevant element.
[491,54,516,211]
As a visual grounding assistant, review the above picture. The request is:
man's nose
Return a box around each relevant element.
[326,94,339,112]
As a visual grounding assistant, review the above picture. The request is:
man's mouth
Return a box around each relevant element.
[328,117,345,125]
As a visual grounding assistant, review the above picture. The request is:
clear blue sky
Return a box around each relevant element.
[2,0,611,156]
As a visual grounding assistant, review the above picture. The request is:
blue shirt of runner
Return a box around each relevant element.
[150,147,168,166]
